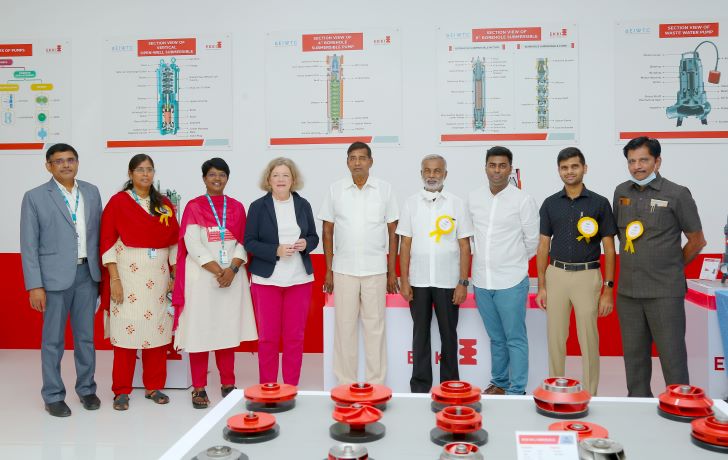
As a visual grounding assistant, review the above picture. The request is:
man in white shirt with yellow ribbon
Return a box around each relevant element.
[397,154,473,393]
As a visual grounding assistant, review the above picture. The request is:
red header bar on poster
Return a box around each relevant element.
[137,38,196,56]
[302,33,364,52]
[472,27,541,42]
[659,23,719,38]
[0,44,32,57]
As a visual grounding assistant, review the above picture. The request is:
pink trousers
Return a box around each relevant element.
[189,348,236,388]
[251,282,313,385]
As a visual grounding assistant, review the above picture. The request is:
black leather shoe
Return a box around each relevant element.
[45,401,72,417]
[80,394,101,410]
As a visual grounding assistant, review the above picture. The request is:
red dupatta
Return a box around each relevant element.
[99,191,180,312]
[171,194,246,329]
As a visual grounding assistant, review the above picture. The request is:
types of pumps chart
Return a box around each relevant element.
[615,21,728,143]
[103,35,233,151]
[265,29,402,147]
[0,40,71,152]
[437,25,579,145]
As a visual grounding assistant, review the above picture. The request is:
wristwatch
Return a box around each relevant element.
[603,280,614,288]
[231,265,240,274]
[458,279,470,287]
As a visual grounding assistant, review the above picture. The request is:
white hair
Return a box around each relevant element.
[421,154,447,170]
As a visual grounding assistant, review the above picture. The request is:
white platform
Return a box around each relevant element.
[0,350,663,460]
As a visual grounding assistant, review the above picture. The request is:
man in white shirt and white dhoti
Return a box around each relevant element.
[319,142,399,385]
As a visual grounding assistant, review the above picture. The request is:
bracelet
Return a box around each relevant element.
[111,278,121,281]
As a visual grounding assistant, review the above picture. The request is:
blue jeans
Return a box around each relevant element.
[474,277,530,395]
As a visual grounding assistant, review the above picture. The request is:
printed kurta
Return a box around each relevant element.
[102,193,177,349]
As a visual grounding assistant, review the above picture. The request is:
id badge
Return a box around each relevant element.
[148,248,157,259]
[219,249,229,265]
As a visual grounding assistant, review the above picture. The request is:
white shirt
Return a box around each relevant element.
[252,195,313,287]
[396,190,473,289]
[318,176,399,276]
[54,178,87,259]
[468,183,539,290]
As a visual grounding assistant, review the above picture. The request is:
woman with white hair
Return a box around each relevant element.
[244,157,319,386]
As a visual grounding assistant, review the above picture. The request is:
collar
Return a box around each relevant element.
[631,172,664,191]
[345,176,376,190]
[53,177,78,194]
[420,189,449,202]
[488,182,514,197]
[558,185,591,199]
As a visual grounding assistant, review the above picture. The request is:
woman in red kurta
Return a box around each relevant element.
[100,154,179,410]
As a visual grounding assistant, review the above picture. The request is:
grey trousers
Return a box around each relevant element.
[41,263,98,403]
[616,294,688,397]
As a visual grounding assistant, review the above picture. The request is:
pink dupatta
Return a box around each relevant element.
[172,194,246,329]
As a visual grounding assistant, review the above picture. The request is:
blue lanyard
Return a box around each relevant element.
[206,194,227,246]
[130,189,153,215]
[61,186,80,226]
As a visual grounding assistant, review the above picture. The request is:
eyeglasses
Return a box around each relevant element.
[133,167,155,174]
[48,158,77,166]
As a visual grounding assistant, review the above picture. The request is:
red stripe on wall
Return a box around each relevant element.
[1,253,721,356]
[441,133,548,142]
[619,131,728,140]
[269,136,373,145]
[106,139,205,148]
[0,143,45,150]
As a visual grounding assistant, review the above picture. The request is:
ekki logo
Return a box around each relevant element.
[206,41,223,49]
[406,338,478,365]
[373,35,391,45]
[46,44,63,54]
[459,338,477,365]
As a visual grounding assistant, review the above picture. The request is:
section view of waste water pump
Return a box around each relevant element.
[666,40,721,127]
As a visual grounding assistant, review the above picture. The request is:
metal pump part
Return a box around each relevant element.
[666,40,721,126]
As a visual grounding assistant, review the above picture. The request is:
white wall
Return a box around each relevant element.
[2,0,726,253]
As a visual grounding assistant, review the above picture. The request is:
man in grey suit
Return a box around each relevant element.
[20,143,103,417]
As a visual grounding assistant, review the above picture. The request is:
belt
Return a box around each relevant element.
[550,259,599,271]
[77,258,87,265]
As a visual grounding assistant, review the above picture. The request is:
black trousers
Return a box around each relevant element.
[410,286,460,393]
[616,294,689,397]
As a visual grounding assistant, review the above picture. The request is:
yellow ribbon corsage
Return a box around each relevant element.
[576,216,598,244]
[624,220,644,254]
[156,205,173,226]
[429,215,455,243]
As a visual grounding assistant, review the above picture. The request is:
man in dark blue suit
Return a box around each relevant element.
[20,143,103,417]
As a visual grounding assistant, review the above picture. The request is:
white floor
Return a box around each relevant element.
[0,350,667,460]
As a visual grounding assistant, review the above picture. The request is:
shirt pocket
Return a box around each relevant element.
[366,201,384,223]
[637,197,671,231]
